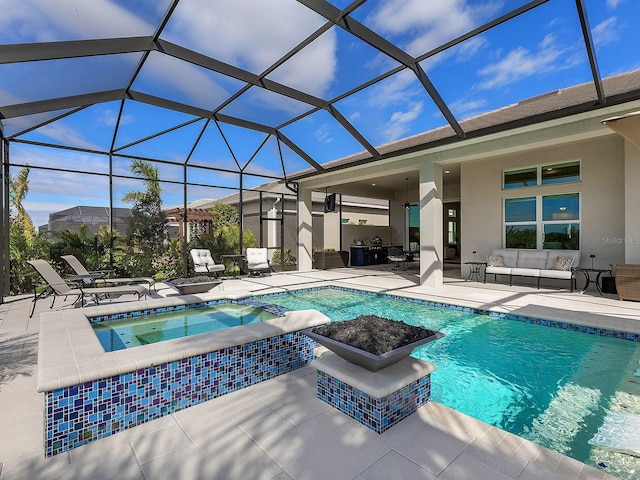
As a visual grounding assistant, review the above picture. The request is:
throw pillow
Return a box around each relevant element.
[486,255,505,267]
[553,256,573,271]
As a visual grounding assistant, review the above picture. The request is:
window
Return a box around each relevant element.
[504,168,537,189]
[542,161,580,185]
[448,208,457,218]
[341,218,349,224]
[504,197,536,248]
[448,221,457,244]
[503,161,580,189]
[504,194,580,250]
[542,193,580,249]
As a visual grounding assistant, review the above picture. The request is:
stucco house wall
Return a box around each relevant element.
[462,135,626,270]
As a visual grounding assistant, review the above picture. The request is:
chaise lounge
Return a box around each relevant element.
[61,254,155,290]
[27,259,148,317]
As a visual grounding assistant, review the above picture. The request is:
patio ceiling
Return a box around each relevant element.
[2,0,640,191]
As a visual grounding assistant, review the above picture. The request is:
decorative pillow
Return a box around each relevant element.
[486,255,505,267]
[553,256,573,271]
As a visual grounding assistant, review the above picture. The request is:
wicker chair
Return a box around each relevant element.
[615,264,640,301]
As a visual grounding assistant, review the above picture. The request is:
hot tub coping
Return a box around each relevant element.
[37,292,330,392]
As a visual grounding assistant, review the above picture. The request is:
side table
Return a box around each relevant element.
[573,267,610,295]
[464,262,486,282]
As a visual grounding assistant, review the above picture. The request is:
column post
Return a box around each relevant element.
[298,186,313,271]
[419,162,444,287]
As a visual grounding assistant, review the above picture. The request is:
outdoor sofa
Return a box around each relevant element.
[484,248,581,290]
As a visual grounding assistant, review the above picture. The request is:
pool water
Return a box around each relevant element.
[264,288,640,479]
[92,304,276,351]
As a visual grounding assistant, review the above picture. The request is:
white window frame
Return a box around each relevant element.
[503,160,581,190]
[504,193,581,250]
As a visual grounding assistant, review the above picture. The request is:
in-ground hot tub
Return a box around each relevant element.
[37,292,329,456]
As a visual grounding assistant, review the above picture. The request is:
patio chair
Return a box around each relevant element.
[387,246,407,270]
[190,249,225,276]
[61,254,155,290]
[27,259,147,317]
[246,248,273,276]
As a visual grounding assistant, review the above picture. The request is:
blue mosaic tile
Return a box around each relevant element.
[44,331,315,457]
[316,369,431,434]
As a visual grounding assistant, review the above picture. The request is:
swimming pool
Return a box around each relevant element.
[261,287,640,480]
[92,304,277,351]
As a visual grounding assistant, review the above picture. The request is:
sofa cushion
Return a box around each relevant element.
[486,255,505,267]
[511,267,541,277]
[517,250,548,269]
[539,269,573,280]
[491,249,518,268]
[485,266,511,275]
[552,256,574,271]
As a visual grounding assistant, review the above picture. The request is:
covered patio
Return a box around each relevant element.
[1,268,636,479]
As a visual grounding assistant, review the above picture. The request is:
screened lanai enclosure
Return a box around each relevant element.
[3,0,640,301]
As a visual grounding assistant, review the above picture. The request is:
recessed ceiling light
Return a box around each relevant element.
[371,183,376,186]
[444,170,450,174]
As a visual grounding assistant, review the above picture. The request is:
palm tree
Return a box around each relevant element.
[121,159,166,277]
[122,159,161,204]
[9,166,35,241]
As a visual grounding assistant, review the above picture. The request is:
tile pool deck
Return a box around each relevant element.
[2,266,638,479]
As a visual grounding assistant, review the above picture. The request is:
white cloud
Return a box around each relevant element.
[476,34,570,89]
[314,124,334,144]
[455,36,489,62]
[367,70,419,109]
[383,102,423,142]
[592,17,620,47]
[137,52,233,110]
[267,29,338,98]
[99,109,133,127]
[0,0,154,43]
[165,0,335,98]
[448,98,488,119]
[607,0,622,8]
[38,123,102,151]
[365,0,500,56]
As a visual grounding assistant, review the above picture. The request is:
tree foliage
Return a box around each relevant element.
[121,159,167,277]
[7,167,44,294]
[188,202,256,272]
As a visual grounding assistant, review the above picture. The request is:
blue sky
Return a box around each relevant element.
[1,0,639,228]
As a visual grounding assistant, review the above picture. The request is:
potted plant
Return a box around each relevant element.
[303,315,443,372]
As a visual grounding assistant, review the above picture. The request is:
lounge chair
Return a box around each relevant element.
[27,259,147,317]
[190,249,225,276]
[246,248,273,276]
[61,254,155,290]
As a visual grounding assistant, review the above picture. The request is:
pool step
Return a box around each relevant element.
[525,382,601,454]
